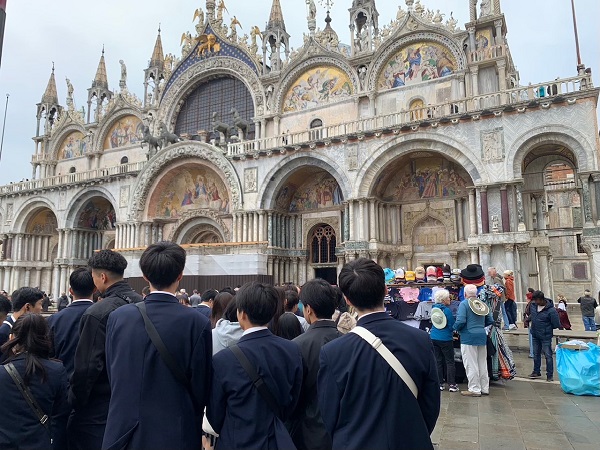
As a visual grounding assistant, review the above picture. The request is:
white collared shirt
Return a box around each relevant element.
[71,299,93,304]
[357,309,386,319]
[149,291,178,298]
[242,326,268,337]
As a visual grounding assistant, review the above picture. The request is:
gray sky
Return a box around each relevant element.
[0,0,598,183]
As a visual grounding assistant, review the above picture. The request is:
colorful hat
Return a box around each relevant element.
[431,308,447,329]
[426,266,437,282]
[450,269,462,283]
[460,264,485,286]
[395,268,405,281]
[436,267,444,282]
[405,271,416,282]
[384,268,395,285]
[415,266,426,281]
[468,297,490,316]
[442,264,451,278]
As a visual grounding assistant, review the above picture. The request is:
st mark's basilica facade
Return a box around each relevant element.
[0,0,598,299]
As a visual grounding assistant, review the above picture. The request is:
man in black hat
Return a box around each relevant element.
[458,264,485,302]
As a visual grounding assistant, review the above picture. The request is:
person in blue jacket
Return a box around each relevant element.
[431,289,458,392]
[528,290,561,382]
[0,313,70,450]
[454,284,493,397]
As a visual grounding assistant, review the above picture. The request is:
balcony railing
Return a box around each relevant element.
[0,161,146,195]
[228,74,595,157]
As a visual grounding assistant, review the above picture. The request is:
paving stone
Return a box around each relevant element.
[441,425,479,443]
[479,436,526,450]
[522,431,574,450]
[437,439,480,450]
[546,404,589,417]
[520,419,560,433]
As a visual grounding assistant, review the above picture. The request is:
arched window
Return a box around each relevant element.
[409,99,425,121]
[310,224,337,264]
[310,119,323,129]
[120,156,129,164]
[309,119,323,140]
[69,167,76,173]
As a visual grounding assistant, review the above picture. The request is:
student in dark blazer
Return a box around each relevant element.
[207,281,303,450]
[47,268,95,379]
[288,278,341,450]
[0,288,44,361]
[0,313,70,450]
[102,242,212,450]
[318,258,440,450]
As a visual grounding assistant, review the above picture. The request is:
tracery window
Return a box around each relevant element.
[311,225,337,264]
[175,76,255,140]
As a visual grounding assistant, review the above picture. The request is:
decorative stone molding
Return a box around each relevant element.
[158,57,265,129]
[169,209,231,242]
[402,204,455,245]
[128,142,242,220]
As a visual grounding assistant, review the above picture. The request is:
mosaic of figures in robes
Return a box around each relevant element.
[104,116,144,149]
[379,41,456,89]
[382,157,468,201]
[276,173,343,212]
[59,131,88,159]
[283,66,353,112]
[26,210,58,235]
[77,198,117,230]
[154,167,230,219]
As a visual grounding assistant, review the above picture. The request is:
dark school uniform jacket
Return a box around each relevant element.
[318,312,440,450]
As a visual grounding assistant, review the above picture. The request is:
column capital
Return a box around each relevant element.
[592,173,600,183]
[499,184,508,191]
[477,185,487,193]
[537,247,551,257]
[515,243,529,253]
[503,243,514,252]
[480,244,492,253]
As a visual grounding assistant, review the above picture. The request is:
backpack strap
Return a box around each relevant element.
[3,363,50,432]
[230,344,282,419]
[350,326,419,398]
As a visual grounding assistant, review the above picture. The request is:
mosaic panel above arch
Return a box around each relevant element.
[375,154,470,202]
[77,198,116,230]
[103,115,144,149]
[58,131,88,160]
[275,169,343,213]
[150,165,230,220]
[26,209,58,235]
[282,66,353,113]
[378,41,456,90]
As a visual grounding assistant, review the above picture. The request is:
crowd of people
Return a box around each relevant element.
[0,245,599,449]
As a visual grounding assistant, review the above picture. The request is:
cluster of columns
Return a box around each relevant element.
[0,233,55,293]
[56,229,103,261]
[115,222,163,249]
[232,211,267,243]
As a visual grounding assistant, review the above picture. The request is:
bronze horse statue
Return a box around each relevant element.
[141,125,162,159]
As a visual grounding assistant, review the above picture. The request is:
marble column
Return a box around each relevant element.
[24,268,31,287]
[348,201,355,240]
[500,185,510,232]
[468,188,477,236]
[0,268,4,290]
[157,224,163,242]
[592,174,600,226]
[504,244,514,271]
[71,231,78,259]
[469,246,479,264]
[242,213,249,243]
[267,212,273,245]
[456,198,465,241]
[35,268,43,289]
[299,258,307,285]
[533,193,547,232]
[145,223,151,247]
[258,212,265,242]
[273,258,279,284]
[537,248,551,295]
[5,267,13,292]
[479,245,491,271]
[52,266,60,299]
[450,252,459,269]
[515,184,526,231]
[369,200,377,242]
[358,200,365,241]
[253,213,259,243]
[581,176,594,225]
[479,187,489,234]
[267,258,274,278]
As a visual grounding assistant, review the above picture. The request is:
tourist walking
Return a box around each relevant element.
[577,289,598,331]
[529,291,561,381]
[431,289,458,392]
[102,242,212,450]
[556,295,572,330]
[503,270,517,329]
[0,314,70,450]
[318,258,440,450]
[454,284,493,397]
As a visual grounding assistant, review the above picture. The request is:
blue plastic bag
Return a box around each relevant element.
[556,342,600,396]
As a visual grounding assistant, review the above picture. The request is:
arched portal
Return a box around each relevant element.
[308,223,338,285]
[68,194,118,258]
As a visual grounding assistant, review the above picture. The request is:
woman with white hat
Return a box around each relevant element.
[430,289,458,392]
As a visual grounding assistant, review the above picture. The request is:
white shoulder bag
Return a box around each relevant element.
[350,326,419,399]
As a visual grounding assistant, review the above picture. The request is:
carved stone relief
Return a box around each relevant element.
[481,127,504,162]
[119,186,130,208]
[244,167,258,193]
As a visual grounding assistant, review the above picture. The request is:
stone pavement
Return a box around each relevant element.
[432,336,600,449]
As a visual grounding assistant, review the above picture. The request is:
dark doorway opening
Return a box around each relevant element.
[314,267,337,285]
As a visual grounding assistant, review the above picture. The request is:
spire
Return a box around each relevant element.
[92,47,109,90]
[41,63,59,104]
[150,25,164,68]
[267,0,286,31]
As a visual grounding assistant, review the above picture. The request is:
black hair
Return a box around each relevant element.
[0,294,11,315]
[220,287,235,295]
[268,286,286,335]
[236,281,279,326]
[211,292,234,328]
[88,249,128,277]
[532,290,546,301]
[528,288,535,293]
[0,314,51,385]
[284,290,300,312]
[139,242,186,291]
[11,287,44,312]
[277,313,303,340]
[223,296,239,322]
[332,286,348,313]
[202,289,219,302]
[69,268,95,299]
[142,286,151,297]
[338,258,385,310]
[301,278,337,319]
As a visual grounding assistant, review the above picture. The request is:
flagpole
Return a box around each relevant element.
[0,0,7,69]
[0,94,9,165]
[570,0,584,72]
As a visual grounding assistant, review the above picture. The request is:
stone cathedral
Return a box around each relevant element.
[0,0,598,299]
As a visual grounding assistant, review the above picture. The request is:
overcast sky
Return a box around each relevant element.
[0,0,598,183]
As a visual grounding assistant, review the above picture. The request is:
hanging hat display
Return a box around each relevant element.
[436,267,444,282]
[450,269,462,283]
[384,268,395,285]
[415,266,426,281]
[405,270,416,282]
[426,266,437,282]
[395,268,405,281]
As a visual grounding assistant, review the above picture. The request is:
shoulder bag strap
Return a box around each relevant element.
[3,363,50,431]
[135,302,190,391]
[229,344,282,419]
[350,326,419,399]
